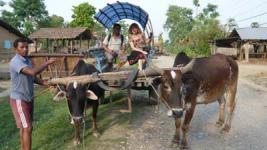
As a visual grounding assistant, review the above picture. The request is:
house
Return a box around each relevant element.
[212,27,267,62]
[0,20,27,62]
[29,27,95,54]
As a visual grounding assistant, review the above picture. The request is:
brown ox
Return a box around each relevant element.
[160,53,238,149]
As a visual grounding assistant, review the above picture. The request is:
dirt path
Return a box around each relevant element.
[126,56,267,150]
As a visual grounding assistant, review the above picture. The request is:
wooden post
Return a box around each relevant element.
[56,39,59,52]
[63,39,65,48]
[35,39,38,53]
[70,40,73,54]
[46,39,49,53]
[64,56,69,76]
[51,40,54,53]
[109,91,113,103]
[239,41,243,60]
[120,88,132,113]
[80,36,82,50]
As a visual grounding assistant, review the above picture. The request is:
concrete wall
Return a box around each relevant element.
[215,47,238,56]
[0,26,20,62]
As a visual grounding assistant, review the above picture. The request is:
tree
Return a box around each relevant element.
[164,5,193,46]
[118,20,129,37]
[251,22,260,28]
[197,3,219,25]
[106,20,129,39]
[92,22,106,39]
[193,0,200,7]
[189,19,224,54]
[0,0,5,7]
[0,0,48,35]
[193,0,200,16]
[189,3,223,55]
[70,2,96,28]
[224,18,238,37]
[164,3,224,55]
[38,15,65,28]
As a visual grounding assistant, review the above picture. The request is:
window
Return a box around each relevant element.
[4,40,12,49]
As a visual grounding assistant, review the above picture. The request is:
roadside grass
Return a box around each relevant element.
[0,89,149,150]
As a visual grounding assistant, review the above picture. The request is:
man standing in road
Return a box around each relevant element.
[9,38,55,150]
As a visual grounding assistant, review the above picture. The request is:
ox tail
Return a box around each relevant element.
[224,57,239,130]
[227,56,239,85]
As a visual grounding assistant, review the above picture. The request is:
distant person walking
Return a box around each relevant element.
[9,38,55,150]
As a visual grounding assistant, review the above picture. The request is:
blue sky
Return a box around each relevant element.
[2,0,267,38]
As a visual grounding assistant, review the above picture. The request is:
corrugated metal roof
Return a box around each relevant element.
[234,27,267,40]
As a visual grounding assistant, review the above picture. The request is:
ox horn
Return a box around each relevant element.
[180,59,195,74]
[150,65,164,75]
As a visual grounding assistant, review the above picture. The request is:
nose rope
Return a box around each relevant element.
[82,98,87,147]
[142,70,173,110]
[31,86,54,99]
[56,84,74,122]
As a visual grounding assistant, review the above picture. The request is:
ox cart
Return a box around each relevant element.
[30,1,159,112]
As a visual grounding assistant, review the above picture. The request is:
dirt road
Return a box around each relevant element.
[126,56,267,150]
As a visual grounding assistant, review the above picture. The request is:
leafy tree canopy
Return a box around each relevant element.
[0,0,48,35]
[0,0,5,6]
[164,1,224,56]
[38,15,65,28]
[70,2,96,28]
[224,18,238,37]
[164,5,193,45]
[193,0,200,7]
[251,22,260,28]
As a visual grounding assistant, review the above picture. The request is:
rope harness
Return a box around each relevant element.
[142,69,186,117]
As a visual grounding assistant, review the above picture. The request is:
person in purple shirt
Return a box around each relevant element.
[9,38,55,150]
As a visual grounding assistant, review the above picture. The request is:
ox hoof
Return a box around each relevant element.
[169,142,179,148]
[180,141,189,150]
[215,121,224,127]
[73,140,81,146]
[220,125,230,134]
[180,145,190,150]
[93,131,101,138]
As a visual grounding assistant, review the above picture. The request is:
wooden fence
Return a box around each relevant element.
[30,53,85,79]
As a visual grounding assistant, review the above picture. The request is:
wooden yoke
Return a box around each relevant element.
[48,67,164,86]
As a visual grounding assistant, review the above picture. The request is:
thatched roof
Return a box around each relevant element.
[29,27,94,40]
[0,20,27,38]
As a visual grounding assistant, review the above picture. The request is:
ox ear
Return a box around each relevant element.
[152,77,162,85]
[86,90,98,100]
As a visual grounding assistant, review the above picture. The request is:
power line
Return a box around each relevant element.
[260,22,267,26]
[225,0,251,16]
[237,12,267,22]
[233,1,267,18]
